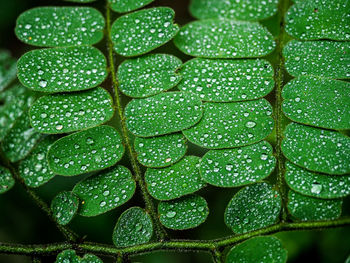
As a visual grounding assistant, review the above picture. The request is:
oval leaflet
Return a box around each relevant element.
[15,7,105,47]
[29,88,114,134]
[47,125,124,176]
[73,166,136,217]
[17,46,108,93]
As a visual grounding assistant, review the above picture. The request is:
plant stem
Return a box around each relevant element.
[211,249,223,263]
[1,217,349,257]
[104,1,168,241]
[0,151,78,242]
[274,0,290,222]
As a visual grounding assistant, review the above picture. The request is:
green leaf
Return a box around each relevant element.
[282,123,350,175]
[225,182,281,233]
[285,0,350,40]
[178,58,274,102]
[285,162,350,199]
[15,7,105,47]
[1,113,41,162]
[134,133,187,168]
[118,53,182,98]
[283,40,350,79]
[125,92,203,137]
[51,191,79,225]
[17,46,108,93]
[174,19,275,58]
[183,99,274,149]
[47,125,124,176]
[111,7,179,57]
[190,0,278,21]
[282,77,350,130]
[55,249,102,263]
[0,85,36,141]
[158,194,209,230]
[200,141,276,187]
[18,136,56,188]
[225,236,287,263]
[109,0,155,13]
[287,190,342,221]
[73,166,136,217]
[145,156,205,200]
[0,51,16,92]
[0,166,14,194]
[112,207,153,247]
[29,88,114,134]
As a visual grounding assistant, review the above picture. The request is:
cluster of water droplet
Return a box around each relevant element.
[16,7,105,46]
[200,141,276,187]
[30,88,114,133]
[183,99,274,148]
[145,156,205,200]
[17,46,107,92]
[174,19,275,58]
[134,133,187,167]
[178,58,274,102]
[73,166,135,216]
[111,7,179,56]
[125,92,203,137]
[118,53,182,98]
[158,195,208,229]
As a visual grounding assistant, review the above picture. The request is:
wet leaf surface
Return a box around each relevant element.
[73,166,136,217]
[225,182,281,233]
[178,58,274,102]
[29,88,114,134]
[174,19,275,58]
[15,7,105,47]
[183,99,274,149]
[112,207,153,247]
[47,125,124,176]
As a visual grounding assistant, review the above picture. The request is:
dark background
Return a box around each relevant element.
[0,0,349,262]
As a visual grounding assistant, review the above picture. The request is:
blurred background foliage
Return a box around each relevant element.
[0,0,349,262]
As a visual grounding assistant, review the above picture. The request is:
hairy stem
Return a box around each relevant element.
[1,218,349,257]
[104,1,168,241]
[0,151,78,242]
[211,249,223,263]
[274,0,291,222]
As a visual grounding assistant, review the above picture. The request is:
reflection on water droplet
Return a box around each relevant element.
[39,80,47,88]
[260,154,268,160]
[86,137,94,145]
[56,124,63,130]
[100,201,106,207]
[245,121,256,128]
[135,223,143,231]
[166,211,176,218]
[197,206,204,212]
[311,182,322,194]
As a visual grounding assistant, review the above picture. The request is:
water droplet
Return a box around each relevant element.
[197,206,204,212]
[103,190,110,196]
[311,182,322,194]
[37,153,45,161]
[56,124,63,130]
[260,154,268,160]
[226,164,233,171]
[99,201,106,207]
[245,121,256,128]
[39,80,47,88]
[166,211,176,218]
[86,137,94,145]
[135,223,143,231]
